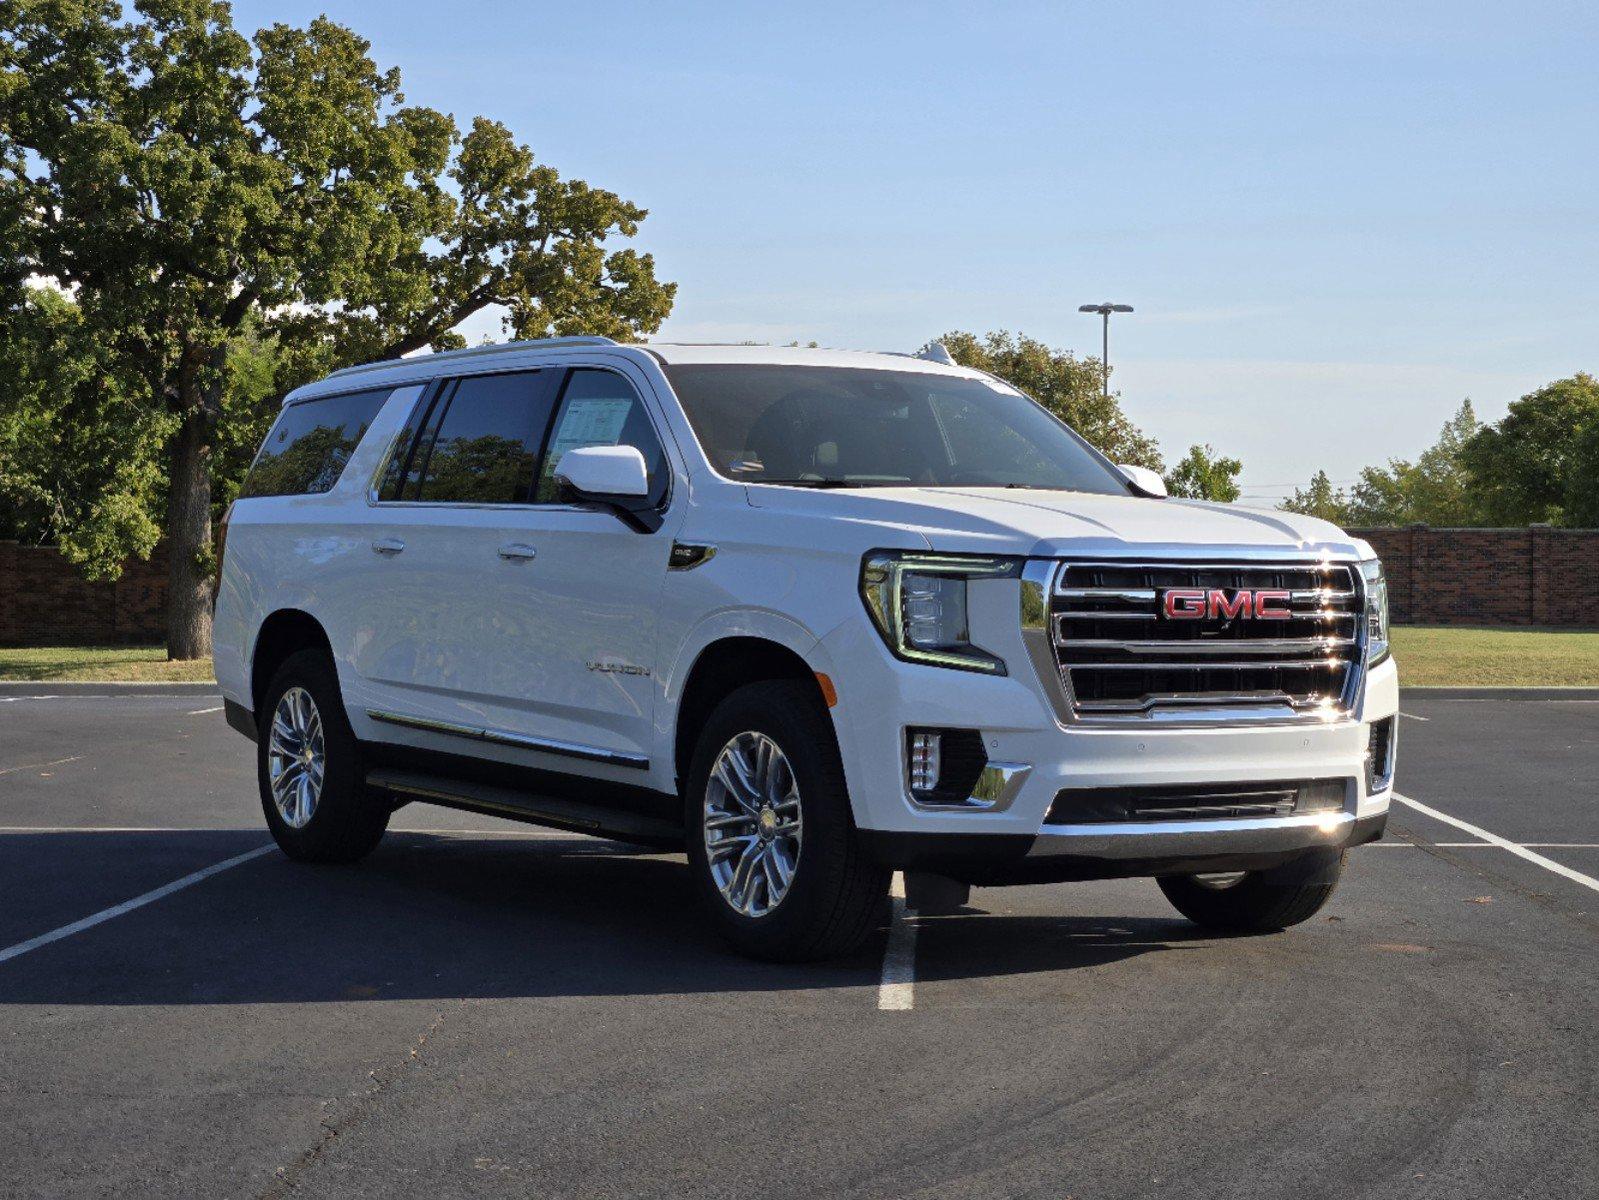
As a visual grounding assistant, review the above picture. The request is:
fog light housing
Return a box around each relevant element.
[1367,717,1396,793]
[905,727,989,806]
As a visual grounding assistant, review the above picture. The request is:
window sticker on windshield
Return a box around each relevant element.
[550,397,632,458]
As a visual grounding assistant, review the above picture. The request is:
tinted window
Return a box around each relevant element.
[240,388,392,498]
[376,385,444,502]
[537,369,668,505]
[661,364,1128,494]
[411,372,556,504]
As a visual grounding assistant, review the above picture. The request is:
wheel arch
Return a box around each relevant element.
[251,609,335,714]
[672,635,833,794]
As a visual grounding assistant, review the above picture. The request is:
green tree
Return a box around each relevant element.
[0,286,170,565]
[1341,399,1483,526]
[1280,470,1351,524]
[1566,420,1599,527]
[1460,374,1599,526]
[1164,444,1242,502]
[2,1,674,657]
[935,330,1163,469]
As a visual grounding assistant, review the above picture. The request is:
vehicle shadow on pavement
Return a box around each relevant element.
[0,830,1191,1005]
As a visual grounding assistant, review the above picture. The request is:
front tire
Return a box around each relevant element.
[1158,850,1345,932]
[685,680,889,961]
[257,649,388,864]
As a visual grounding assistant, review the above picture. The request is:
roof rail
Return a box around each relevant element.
[324,335,621,380]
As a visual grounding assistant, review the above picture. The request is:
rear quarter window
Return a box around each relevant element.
[239,388,393,499]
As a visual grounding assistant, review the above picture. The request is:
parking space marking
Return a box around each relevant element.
[0,844,273,967]
[877,872,917,1011]
[0,755,83,778]
[186,705,223,715]
[1398,711,1429,721]
[1394,793,1599,895]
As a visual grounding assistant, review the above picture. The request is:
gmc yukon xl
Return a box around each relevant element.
[214,337,1396,960]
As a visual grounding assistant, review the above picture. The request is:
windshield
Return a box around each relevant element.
[662,364,1131,493]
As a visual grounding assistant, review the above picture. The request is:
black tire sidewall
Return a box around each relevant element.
[1159,850,1345,932]
[684,680,882,956]
[256,649,385,862]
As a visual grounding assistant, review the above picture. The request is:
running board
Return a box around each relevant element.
[365,768,682,848]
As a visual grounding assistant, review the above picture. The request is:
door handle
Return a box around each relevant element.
[497,543,537,561]
[370,537,406,555]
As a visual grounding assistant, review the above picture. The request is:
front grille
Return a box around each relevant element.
[1051,561,1364,718]
[1045,778,1349,824]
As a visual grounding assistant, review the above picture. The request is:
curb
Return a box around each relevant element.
[1401,686,1599,700]
[0,681,220,697]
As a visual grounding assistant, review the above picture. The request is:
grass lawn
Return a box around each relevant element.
[1392,625,1599,687]
[0,646,214,683]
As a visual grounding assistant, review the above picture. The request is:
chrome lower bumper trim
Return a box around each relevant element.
[1025,811,1354,860]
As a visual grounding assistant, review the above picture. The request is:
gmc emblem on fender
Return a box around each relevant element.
[1161,588,1294,620]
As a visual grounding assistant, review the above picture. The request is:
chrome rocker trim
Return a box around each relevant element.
[365,709,649,770]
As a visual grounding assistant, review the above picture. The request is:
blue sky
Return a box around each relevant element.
[233,0,1599,503]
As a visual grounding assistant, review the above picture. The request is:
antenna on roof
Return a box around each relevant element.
[915,341,955,366]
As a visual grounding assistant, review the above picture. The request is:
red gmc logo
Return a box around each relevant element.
[1161,588,1293,620]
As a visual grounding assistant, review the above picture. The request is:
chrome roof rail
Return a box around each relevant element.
[324,336,621,381]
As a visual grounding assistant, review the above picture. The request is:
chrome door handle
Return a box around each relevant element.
[370,537,406,555]
[497,543,537,561]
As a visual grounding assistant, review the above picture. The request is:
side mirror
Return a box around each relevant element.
[553,444,661,532]
[555,444,650,498]
[1119,463,1168,498]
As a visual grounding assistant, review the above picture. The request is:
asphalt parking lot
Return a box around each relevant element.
[1,687,1595,1199]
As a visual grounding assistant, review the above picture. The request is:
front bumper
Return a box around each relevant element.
[819,591,1399,883]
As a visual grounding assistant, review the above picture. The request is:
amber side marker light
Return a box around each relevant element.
[814,672,838,708]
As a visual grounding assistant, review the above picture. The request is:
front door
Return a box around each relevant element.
[353,363,679,771]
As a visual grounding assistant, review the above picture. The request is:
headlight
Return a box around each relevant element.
[860,552,1019,674]
[1361,559,1390,665]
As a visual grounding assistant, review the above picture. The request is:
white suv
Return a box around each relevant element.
[215,337,1397,960]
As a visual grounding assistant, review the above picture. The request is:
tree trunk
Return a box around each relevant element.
[165,406,214,661]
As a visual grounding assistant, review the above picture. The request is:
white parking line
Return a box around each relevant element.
[877,872,917,1011]
[1393,793,1599,895]
[0,755,83,778]
[1398,711,1429,721]
[0,845,274,967]
[186,705,223,716]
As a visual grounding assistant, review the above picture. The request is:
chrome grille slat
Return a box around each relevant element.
[1057,638,1357,654]
[1050,560,1365,720]
[1065,659,1348,671]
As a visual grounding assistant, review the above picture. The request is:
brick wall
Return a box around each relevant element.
[1351,525,1599,627]
[0,541,169,646]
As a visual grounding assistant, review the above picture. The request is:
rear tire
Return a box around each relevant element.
[1158,850,1344,932]
[685,680,889,961]
[257,649,388,864]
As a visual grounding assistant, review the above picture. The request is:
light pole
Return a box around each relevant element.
[1078,302,1133,399]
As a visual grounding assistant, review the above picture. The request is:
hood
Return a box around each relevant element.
[745,485,1371,560]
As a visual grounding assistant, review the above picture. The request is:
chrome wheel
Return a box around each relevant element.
[267,686,325,830]
[704,731,802,918]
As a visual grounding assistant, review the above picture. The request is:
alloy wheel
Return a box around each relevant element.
[267,686,325,829]
[704,731,803,918]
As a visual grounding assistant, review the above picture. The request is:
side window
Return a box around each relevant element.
[376,385,444,501]
[240,388,392,499]
[409,372,556,504]
[536,369,668,505]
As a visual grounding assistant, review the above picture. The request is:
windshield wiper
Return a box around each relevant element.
[757,478,900,489]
